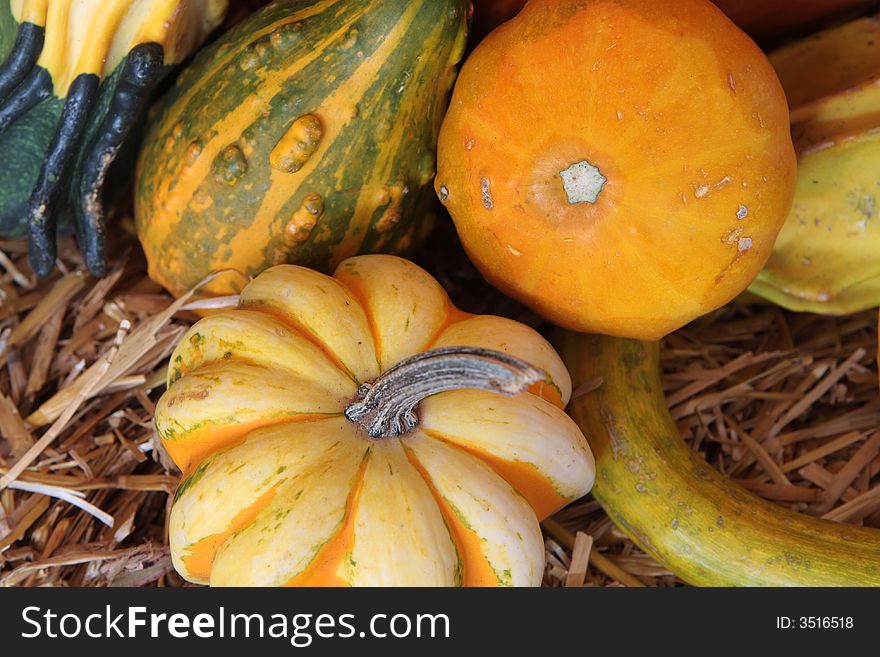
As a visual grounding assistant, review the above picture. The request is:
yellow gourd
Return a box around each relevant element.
[749,16,880,313]
[156,255,595,587]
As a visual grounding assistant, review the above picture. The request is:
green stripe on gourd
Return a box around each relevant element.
[135,0,469,299]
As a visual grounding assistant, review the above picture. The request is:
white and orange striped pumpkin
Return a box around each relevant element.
[156,255,594,586]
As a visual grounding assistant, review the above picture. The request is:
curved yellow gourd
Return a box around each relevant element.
[558,331,880,586]
[157,255,595,587]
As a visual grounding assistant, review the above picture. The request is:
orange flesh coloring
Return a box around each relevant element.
[182,486,278,583]
[528,380,563,408]
[283,453,370,587]
[427,433,567,520]
[333,274,385,364]
[167,415,333,475]
[404,447,499,587]
[425,303,475,346]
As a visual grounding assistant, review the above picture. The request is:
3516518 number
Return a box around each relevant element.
[776,617,854,629]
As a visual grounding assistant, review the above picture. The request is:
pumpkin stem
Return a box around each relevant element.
[344,346,543,439]
[559,160,606,205]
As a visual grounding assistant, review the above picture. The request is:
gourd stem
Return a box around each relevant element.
[0,22,45,103]
[76,42,165,277]
[344,347,543,439]
[0,65,51,134]
[28,72,99,277]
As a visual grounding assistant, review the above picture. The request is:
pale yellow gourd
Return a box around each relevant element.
[156,255,595,587]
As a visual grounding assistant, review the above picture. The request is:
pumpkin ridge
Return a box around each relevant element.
[165,413,340,477]
[11,0,48,26]
[181,484,279,584]
[50,0,132,94]
[402,444,498,587]
[284,447,371,586]
[240,302,364,384]
[170,352,344,392]
[422,301,473,352]
[420,426,569,521]
[168,310,355,397]
[207,430,367,586]
[332,270,385,370]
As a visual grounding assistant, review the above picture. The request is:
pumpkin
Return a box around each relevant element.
[711,0,877,43]
[156,254,595,587]
[435,0,797,341]
[748,16,880,314]
[557,331,880,585]
[135,0,469,302]
[0,0,229,276]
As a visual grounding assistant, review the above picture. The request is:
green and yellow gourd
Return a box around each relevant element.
[748,16,880,314]
[0,0,229,276]
[136,0,469,300]
[558,332,880,586]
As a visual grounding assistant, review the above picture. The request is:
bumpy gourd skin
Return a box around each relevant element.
[0,0,228,276]
[135,0,469,301]
[749,16,880,314]
[437,0,796,340]
[156,255,595,587]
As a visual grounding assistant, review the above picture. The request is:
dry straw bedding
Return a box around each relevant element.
[0,230,877,587]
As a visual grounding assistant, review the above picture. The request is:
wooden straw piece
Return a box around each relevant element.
[0,394,33,457]
[0,546,134,587]
[798,464,861,503]
[2,272,84,356]
[0,248,32,288]
[733,480,819,502]
[725,414,790,486]
[814,432,880,514]
[780,431,869,474]
[822,486,880,523]
[25,304,65,398]
[0,467,175,493]
[768,348,867,438]
[0,496,49,552]
[666,350,783,407]
[565,532,594,587]
[181,295,240,311]
[542,518,645,587]
[6,480,113,527]
[0,323,126,491]
[73,266,124,332]
[27,274,212,427]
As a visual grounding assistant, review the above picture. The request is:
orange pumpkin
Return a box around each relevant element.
[436,0,797,340]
